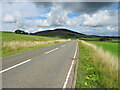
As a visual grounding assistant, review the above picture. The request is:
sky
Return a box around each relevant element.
[0,1,119,36]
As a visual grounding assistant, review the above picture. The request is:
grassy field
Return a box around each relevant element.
[87,41,118,57]
[2,32,60,41]
[80,38,119,57]
[80,37,120,43]
[76,40,118,88]
[1,32,67,57]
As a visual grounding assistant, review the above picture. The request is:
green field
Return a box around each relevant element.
[1,32,66,57]
[2,32,60,42]
[88,41,118,57]
[79,38,119,57]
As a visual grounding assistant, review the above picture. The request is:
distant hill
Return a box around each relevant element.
[13,28,119,39]
[31,28,87,39]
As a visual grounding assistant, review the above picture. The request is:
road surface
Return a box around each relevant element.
[1,40,78,88]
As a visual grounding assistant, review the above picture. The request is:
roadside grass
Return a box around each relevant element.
[1,32,68,57]
[2,41,62,57]
[76,41,118,88]
[76,41,101,88]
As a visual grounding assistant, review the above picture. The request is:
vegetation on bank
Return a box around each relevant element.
[76,41,118,88]
[1,32,68,57]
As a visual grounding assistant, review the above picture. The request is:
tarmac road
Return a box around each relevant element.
[2,40,78,88]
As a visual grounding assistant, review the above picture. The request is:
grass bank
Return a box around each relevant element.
[1,32,68,57]
[76,40,118,88]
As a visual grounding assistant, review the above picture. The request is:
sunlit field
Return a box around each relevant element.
[1,32,68,57]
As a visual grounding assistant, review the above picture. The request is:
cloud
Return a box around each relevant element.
[106,26,118,31]
[34,2,113,13]
[2,2,40,18]
[34,2,52,8]
[1,2,118,36]
[82,10,118,27]
[35,2,117,28]
[44,4,83,27]
[62,2,113,13]
[33,5,71,27]
[35,19,49,27]
[3,14,15,23]
[47,4,69,26]
[3,11,21,23]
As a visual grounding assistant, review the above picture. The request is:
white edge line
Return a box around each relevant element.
[45,48,59,54]
[62,42,78,89]
[0,59,31,73]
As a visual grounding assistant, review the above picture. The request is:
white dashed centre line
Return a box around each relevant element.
[61,44,66,47]
[0,59,31,73]
[45,48,59,54]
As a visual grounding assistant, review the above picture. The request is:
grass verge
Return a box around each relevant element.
[76,41,101,88]
[76,40,118,88]
[2,41,63,57]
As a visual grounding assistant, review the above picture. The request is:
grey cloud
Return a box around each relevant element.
[61,2,112,13]
[34,2,113,13]
[34,2,52,8]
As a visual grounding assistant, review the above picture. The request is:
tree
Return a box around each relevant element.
[15,30,28,35]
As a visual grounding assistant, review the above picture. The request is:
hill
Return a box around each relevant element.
[31,28,86,39]
[14,28,119,39]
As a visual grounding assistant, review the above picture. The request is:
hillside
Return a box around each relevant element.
[14,28,119,39]
[31,28,86,38]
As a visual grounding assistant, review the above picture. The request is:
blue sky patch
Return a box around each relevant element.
[68,13,81,18]
[24,16,47,20]
[40,8,51,13]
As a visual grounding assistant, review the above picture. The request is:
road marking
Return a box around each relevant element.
[61,42,70,48]
[45,48,59,54]
[61,44,66,47]
[62,42,78,89]
[0,59,31,73]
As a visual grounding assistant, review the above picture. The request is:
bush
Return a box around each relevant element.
[99,37,112,41]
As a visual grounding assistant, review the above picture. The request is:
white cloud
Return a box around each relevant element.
[3,14,15,23]
[47,5,69,26]
[106,26,118,31]
[3,11,21,23]
[82,10,118,26]
[35,20,49,27]
[2,2,39,18]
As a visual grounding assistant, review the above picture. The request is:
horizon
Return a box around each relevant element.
[1,27,120,37]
